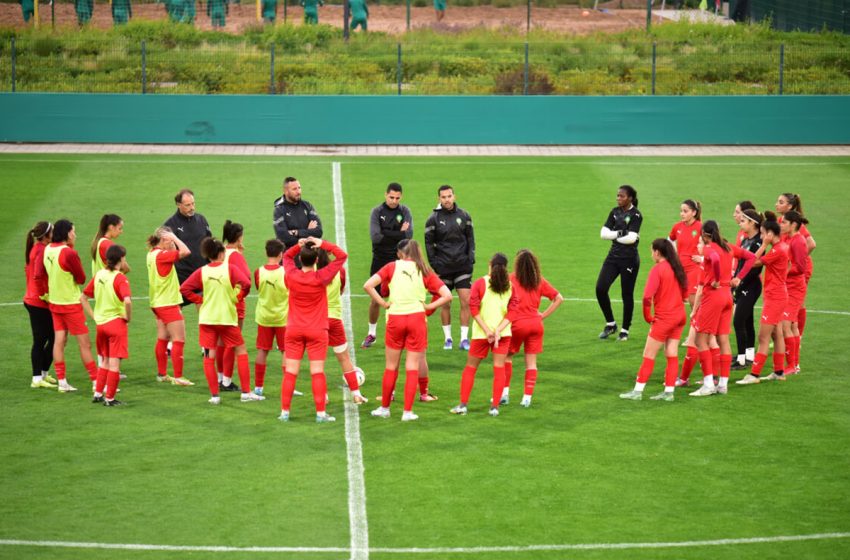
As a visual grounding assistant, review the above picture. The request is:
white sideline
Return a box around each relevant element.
[333,161,370,560]
[1,532,848,554]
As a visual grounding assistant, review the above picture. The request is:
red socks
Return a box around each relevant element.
[680,346,698,381]
[698,349,714,377]
[311,373,327,413]
[255,362,267,389]
[491,366,506,409]
[504,361,513,389]
[719,353,732,379]
[105,370,120,400]
[772,348,785,372]
[236,353,250,392]
[55,361,66,381]
[636,357,655,384]
[751,351,768,375]
[403,370,418,412]
[280,371,297,411]
[418,376,429,396]
[797,308,807,336]
[524,368,538,396]
[664,357,679,387]
[171,340,185,377]
[460,365,477,404]
[381,369,399,408]
[710,348,721,379]
[203,356,218,395]
[344,370,360,391]
[215,344,225,375]
[95,367,108,394]
[223,347,235,378]
[84,361,97,381]
[155,339,169,375]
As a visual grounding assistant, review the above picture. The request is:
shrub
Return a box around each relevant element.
[493,66,553,95]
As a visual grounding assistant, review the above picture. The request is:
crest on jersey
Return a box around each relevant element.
[625,216,631,224]
[692,230,697,237]
[396,214,403,223]
[456,218,462,225]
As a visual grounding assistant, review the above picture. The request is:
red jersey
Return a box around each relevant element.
[786,233,808,291]
[761,242,790,301]
[151,248,180,277]
[508,273,560,322]
[83,273,132,301]
[179,261,251,305]
[46,243,86,314]
[282,242,347,330]
[24,242,49,308]
[642,260,686,322]
[469,277,520,321]
[96,238,113,265]
[669,220,702,264]
[779,218,813,278]
[700,242,754,289]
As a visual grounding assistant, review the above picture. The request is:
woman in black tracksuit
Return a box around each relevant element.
[596,185,643,342]
[731,209,763,369]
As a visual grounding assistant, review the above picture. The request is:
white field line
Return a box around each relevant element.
[5,296,850,316]
[333,161,370,560]
[1,532,849,554]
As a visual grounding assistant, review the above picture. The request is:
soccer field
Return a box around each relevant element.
[1,152,849,559]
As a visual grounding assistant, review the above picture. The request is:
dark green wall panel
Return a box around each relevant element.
[1,93,849,145]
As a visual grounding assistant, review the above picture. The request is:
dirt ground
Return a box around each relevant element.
[0,2,662,34]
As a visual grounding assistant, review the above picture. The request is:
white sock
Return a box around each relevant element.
[664,386,674,393]
[703,375,715,387]
[94,392,103,398]
[217,372,223,383]
[352,389,362,398]
[502,387,509,397]
[746,347,755,361]
[222,376,232,387]
[718,377,728,388]
[607,321,616,327]
[42,370,50,377]
[368,323,377,337]
[634,382,646,392]
[32,375,43,383]
[736,354,746,366]
[460,326,469,341]
[442,325,452,340]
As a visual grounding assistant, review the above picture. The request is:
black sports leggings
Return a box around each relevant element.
[596,257,640,331]
[25,303,54,377]
[733,281,761,357]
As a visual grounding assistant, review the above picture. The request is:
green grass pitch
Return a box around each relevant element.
[0,153,849,559]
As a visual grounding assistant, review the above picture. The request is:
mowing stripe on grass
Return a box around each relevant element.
[2,532,848,554]
[333,161,370,560]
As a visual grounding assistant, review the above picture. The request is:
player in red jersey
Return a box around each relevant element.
[279,237,348,423]
[217,220,252,393]
[41,219,97,392]
[90,214,127,277]
[252,239,288,397]
[147,227,193,386]
[82,245,131,406]
[450,253,519,417]
[689,221,754,397]
[365,239,451,422]
[737,213,789,385]
[669,200,704,386]
[778,211,809,377]
[776,193,816,370]
[619,239,688,401]
[24,221,57,389]
[180,238,261,404]
[500,249,563,408]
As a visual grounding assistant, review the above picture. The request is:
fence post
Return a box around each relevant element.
[284,0,288,23]
[651,41,656,95]
[397,43,402,96]
[526,0,530,34]
[343,0,350,42]
[141,40,147,94]
[646,0,652,31]
[11,38,15,93]
[269,44,276,94]
[778,43,785,95]
[523,42,529,95]
[406,0,411,31]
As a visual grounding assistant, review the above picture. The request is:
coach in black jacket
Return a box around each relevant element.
[163,188,212,305]
[424,184,475,351]
[273,177,323,249]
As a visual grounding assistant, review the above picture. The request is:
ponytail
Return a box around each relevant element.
[105,244,126,271]
[147,226,172,249]
[91,214,122,261]
[488,253,510,295]
[782,193,804,214]
[783,210,809,229]
[652,238,687,293]
[396,239,432,277]
[682,199,702,221]
[222,220,244,245]
[201,237,225,261]
[702,220,729,252]
[25,221,52,265]
[514,249,541,291]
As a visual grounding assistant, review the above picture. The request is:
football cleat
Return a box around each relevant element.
[352,393,369,405]
[443,338,453,351]
[716,385,728,395]
[208,396,221,405]
[371,406,391,418]
[43,374,57,384]
[599,323,618,339]
[278,410,290,422]
[220,381,240,392]
[31,379,57,389]
[156,375,173,383]
[450,404,468,415]
[401,411,419,422]
[316,413,336,423]
[91,395,105,404]
[419,392,439,402]
[762,372,786,382]
[241,392,265,402]
[619,390,643,401]
[171,377,194,386]
[674,377,690,387]
[650,391,674,401]
[459,339,470,351]
[103,399,125,407]
[360,334,377,349]
[520,395,532,408]
[689,384,717,397]
[58,382,78,393]
[488,407,500,417]
[736,374,761,385]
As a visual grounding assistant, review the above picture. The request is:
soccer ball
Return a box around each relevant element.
[353,366,366,387]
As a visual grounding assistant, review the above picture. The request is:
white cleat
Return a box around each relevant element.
[371,406,390,418]
[736,374,761,385]
[171,377,194,386]
[58,382,78,393]
[278,410,290,422]
[401,411,419,422]
[762,372,786,382]
[449,404,468,415]
[241,392,265,402]
[488,407,500,417]
[520,395,532,408]
[208,396,221,405]
[316,413,336,423]
[689,384,717,397]
[674,377,690,388]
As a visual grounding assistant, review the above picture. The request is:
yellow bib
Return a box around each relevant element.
[199,264,238,326]
[471,276,512,340]
[255,266,288,327]
[147,249,181,308]
[43,244,81,305]
[386,260,428,317]
[93,269,125,325]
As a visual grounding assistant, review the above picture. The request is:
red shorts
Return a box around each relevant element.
[783,278,807,322]
[328,318,347,348]
[683,263,702,297]
[96,318,129,359]
[385,312,427,352]
[285,328,328,361]
[199,324,244,349]
[469,336,512,359]
[509,318,544,355]
[152,305,183,325]
[760,296,787,326]
[648,315,686,343]
[52,307,88,336]
[693,290,732,335]
[256,325,286,351]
